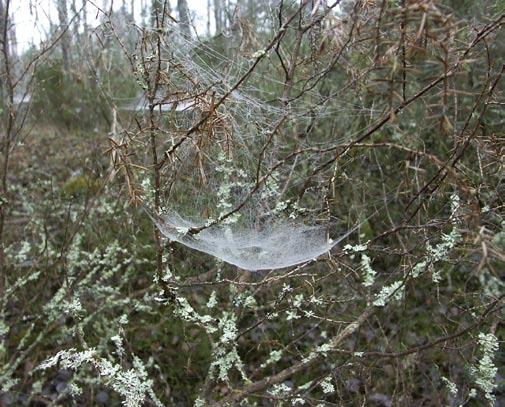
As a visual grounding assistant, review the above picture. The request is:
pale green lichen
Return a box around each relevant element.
[194,397,205,407]
[207,290,218,308]
[260,349,283,368]
[208,312,247,382]
[37,349,163,407]
[96,356,163,407]
[471,332,499,403]
[320,375,335,394]
[111,335,125,356]
[233,291,256,308]
[209,347,246,382]
[441,376,458,396]
[140,177,155,207]
[298,381,313,390]
[302,342,333,364]
[14,241,31,264]
[251,49,266,58]
[269,383,291,397]
[37,348,97,371]
[286,309,300,321]
[360,254,376,287]
[215,152,247,224]
[343,243,367,253]
[373,280,403,307]
[411,260,427,278]
[173,296,217,334]
[408,193,462,282]
[479,272,505,298]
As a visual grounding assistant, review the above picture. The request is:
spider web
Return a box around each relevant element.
[129,21,368,270]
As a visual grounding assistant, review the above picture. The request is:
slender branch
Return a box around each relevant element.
[213,306,375,406]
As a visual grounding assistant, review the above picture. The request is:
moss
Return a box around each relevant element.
[61,175,101,198]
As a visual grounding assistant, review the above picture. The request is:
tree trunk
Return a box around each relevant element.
[0,0,4,102]
[247,0,255,19]
[151,0,161,28]
[207,0,211,35]
[70,0,81,60]
[56,0,70,71]
[82,0,88,37]
[213,0,222,33]
[0,0,14,286]
[177,0,191,38]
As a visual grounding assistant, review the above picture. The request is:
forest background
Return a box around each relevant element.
[0,0,504,406]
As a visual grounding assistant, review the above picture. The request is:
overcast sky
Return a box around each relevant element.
[12,0,210,52]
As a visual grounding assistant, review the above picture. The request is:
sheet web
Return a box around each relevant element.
[136,24,363,271]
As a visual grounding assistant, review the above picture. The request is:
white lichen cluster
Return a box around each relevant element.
[409,193,462,281]
[479,271,505,298]
[140,177,155,207]
[173,296,217,334]
[373,194,463,307]
[372,280,404,307]
[285,292,306,321]
[360,254,376,287]
[208,312,247,382]
[231,288,256,309]
[343,243,377,286]
[37,348,97,371]
[343,243,368,254]
[441,376,458,396]
[194,397,206,407]
[37,348,163,407]
[269,382,292,397]
[320,375,335,394]
[251,49,266,58]
[302,343,333,364]
[260,349,283,368]
[216,151,247,224]
[14,241,31,264]
[1,200,151,392]
[1,182,169,401]
[97,356,163,407]
[43,238,132,322]
[206,290,218,308]
[479,221,505,296]
[471,332,499,403]
[3,270,41,301]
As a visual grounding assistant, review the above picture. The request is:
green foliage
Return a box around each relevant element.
[61,175,101,198]
[32,61,97,129]
[31,56,136,130]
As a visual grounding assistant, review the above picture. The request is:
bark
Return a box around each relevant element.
[70,0,81,60]
[213,0,223,33]
[0,0,4,101]
[177,0,191,38]
[151,0,161,28]
[247,0,255,19]
[6,8,14,60]
[56,0,70,71]
[214,306,376,405]
[0,0,14,288]
[207,0,211,35]
[82,0,88,37]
